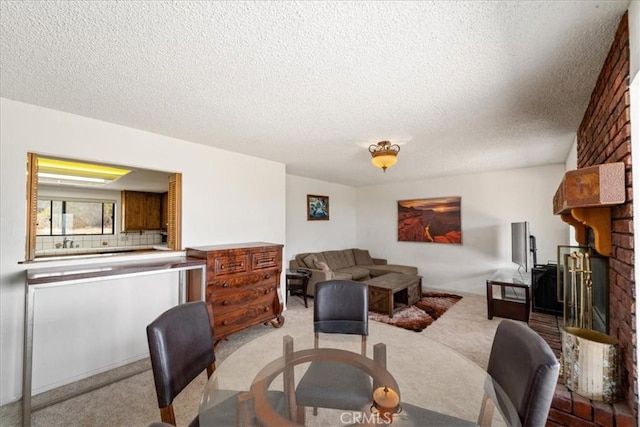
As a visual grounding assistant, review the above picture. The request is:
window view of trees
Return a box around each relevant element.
[36,199,115,235]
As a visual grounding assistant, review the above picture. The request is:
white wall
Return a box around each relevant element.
[565,139,579,245]
[285,175,357,265]
[0,98,286,404]
[630,0,639,81]
[565,139,578,171]
[356,165,567,294]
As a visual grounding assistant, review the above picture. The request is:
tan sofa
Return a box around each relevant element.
[289,248,418,296]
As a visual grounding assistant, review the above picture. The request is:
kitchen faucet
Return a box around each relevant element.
[63,237,74,248]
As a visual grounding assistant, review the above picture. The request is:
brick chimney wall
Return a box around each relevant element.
[576,12,636,415]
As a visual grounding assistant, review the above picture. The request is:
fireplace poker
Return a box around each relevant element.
[577,252,585,328]
[585,253,593,329]
[569,252,578,326]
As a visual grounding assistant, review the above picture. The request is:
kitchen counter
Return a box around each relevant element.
[26,255,205,285]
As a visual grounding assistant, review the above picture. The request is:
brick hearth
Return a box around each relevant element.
[528,312,635,427]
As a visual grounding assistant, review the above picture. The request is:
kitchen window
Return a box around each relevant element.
[36,199,115,236]
[25,153,182,261]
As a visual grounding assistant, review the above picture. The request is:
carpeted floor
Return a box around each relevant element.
[368,291,462,332]
[0,289,508,427]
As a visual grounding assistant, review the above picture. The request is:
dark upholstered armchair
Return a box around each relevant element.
[295,280,372,420]
[147,301,288,426]
[146,301,216,426]
[479,320,560,427]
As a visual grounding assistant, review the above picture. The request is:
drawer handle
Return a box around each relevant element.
[264,306,270,312]
[222,283,230,288]
[257,258,274,264]
[223,320,229,326]
[222,300,229,306]
[223,262,244,269]
[264,289,271,295]
[263,273,270,279]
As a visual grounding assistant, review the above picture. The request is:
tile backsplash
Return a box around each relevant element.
[36,231,163,250]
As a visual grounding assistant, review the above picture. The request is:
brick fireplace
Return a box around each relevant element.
[576,12,635,414]
[548,11,636,422]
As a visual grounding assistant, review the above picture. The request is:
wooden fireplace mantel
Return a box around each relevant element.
[553,162,625,256]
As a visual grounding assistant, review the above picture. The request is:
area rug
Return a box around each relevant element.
[369,291,463,332]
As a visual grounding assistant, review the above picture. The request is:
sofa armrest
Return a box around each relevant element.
[304,269,334,296]
[372,258,387,265]
[289,259,304,269]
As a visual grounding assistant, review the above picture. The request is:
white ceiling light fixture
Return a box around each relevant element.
[37,157,131,186]
[38,172,109,184]
[369,141,401,173]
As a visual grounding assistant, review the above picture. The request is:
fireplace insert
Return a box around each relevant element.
[532,263,563,315]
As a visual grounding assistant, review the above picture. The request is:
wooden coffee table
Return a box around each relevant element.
[365,273,422,318]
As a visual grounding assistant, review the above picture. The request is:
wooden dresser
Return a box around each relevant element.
[186,242,284,342]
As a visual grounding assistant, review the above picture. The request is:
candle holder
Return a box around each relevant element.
[371,386,402,422]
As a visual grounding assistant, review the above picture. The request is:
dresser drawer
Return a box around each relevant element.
[209,283,278,314]
[208,270,277,292]
[251,250,280,270]
[212,254,250,276]
[212,301,276,339]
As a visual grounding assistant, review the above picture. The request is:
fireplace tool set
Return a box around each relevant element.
[565,251,593,329]
[561,250,619,403]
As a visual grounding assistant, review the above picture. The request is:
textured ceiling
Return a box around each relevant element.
[0,1,630,187]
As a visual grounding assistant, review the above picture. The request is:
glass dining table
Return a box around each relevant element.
[199,321,520,426]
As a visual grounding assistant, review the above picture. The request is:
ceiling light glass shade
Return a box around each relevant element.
[371,154,398,170]
[369,141,400,173]
[38,172,108,184]
[37,158,131,182]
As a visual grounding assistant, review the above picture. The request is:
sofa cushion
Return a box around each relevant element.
[353,249,374,266]
[323,250,356,270]
[368,268,389,278]
[295,253,310,268]
[367,264,418,276]
[335,266,370,281]
[314,261,336,279]
[333,271,353,281]
[302,253,327,268]
[302,254,319,269]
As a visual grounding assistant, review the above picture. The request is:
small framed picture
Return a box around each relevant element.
[307,195,329,221]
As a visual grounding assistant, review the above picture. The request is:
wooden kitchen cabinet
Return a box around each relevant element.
[145,193,162,230]
[186,242,284,343]
[121,191,163,231]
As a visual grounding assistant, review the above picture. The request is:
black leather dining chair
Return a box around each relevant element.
[146,301,217,426]
[295,280,372,420]
[147,301,287,426]
[479,320,559,427]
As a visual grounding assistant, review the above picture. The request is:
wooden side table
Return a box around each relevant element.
[486,269,532,322]
[286,269,311,308]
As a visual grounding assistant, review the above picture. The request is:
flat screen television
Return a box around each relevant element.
[511,221,536,272]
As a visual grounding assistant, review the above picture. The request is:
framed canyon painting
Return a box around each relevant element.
[397,197,462,243]
[307,194,329,220]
